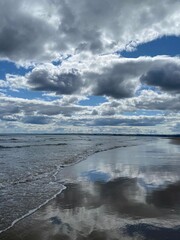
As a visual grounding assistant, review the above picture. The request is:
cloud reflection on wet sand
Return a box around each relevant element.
[1,138,180,240]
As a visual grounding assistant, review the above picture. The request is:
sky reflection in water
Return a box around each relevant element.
[2,138,180,240]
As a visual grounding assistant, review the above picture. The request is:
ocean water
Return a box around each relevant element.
[0,135,180,239]
[0,134,141,233]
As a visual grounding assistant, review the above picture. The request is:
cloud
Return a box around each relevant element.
[171,123,180,133]
[1,49,180,133]
[0,91,179,134]
[95,90,180,119]
[1,0,180,62]
[22,115,50,125]
[27,66,83,94]
[85,56,180,99]
[132,90,180,111]
[0,95,87,125]
[44,0,180,56]
[86,63,138,98]
[0,105,20,115]
[140,63,180,93]
[36,105,84,117]
[90,116,165,127]
[19,55,180,99]
[3,56,180,102]
[0,0,59,62]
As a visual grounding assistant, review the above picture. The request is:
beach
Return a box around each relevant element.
[1,0,180,239]
[0,136,180,239]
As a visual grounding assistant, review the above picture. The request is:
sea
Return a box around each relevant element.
[0,134,180,239]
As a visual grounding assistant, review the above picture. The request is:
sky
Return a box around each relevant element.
[0,0,180,134]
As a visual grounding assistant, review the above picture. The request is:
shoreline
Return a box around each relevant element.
[0,185,66,235]
[1,137,180,239]
[0,141,139,235]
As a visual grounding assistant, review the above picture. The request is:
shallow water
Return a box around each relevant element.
[1,137,180,240]
[0,134,140,232]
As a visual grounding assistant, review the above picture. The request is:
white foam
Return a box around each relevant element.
[0,184,66,235]
[52,165,61,181]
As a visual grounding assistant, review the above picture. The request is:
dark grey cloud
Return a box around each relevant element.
[0,0,59,61]
[0,105,20,122]
[0,105,20,115]
[37,105,83,117]
[101,108,116,116]
[22,116,50,125]
[87,58,180,99]
[140,63,180,93]
[89,117,164,127]
[91,109,99,116]
[27,68,83,95]
[86,61,142,99]
[88,64,137,98]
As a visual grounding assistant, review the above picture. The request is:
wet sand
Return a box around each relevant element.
[170,137,180,145]
[1,137,180,240]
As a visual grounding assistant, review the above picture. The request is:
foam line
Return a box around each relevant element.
[0,185,66,235]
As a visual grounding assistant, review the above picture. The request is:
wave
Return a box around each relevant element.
[0,143,67,149]
[0,185,66,235]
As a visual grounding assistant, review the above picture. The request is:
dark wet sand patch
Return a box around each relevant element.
[170,137,180,145]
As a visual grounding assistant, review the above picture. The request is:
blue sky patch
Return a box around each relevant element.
[6,89,44,100]
[79,96,107,106]
[0,60,32,79]
[123,110,164,116]
[120,36,180,58]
